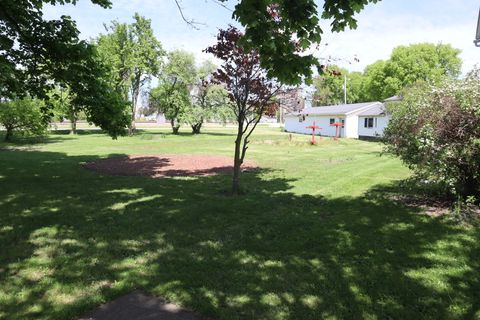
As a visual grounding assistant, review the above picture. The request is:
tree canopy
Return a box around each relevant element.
[0,0,130,137]
[97,13,164,134]
[149,50,197,134]
[312,43,463,105]
[1,0,380,97]
[364,43,462,101]
[186,61,234,134]
[0,0,110,98]
[312,66,367,105]
[0,97,48,141]
[223,0,380,84]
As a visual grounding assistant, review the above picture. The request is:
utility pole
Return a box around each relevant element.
[343,74,347,104]
[475,8,480,47]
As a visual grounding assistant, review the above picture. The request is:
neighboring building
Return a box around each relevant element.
[284,101,389,138]
[274,87,307,123]
[383,95,402,103]
[276,88,306,113]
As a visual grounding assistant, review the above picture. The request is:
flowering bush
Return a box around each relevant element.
[384,69,480,198]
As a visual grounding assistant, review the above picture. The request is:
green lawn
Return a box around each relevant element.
[0,127,479,319]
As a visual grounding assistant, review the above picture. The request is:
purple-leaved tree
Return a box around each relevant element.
[205,26,280,195]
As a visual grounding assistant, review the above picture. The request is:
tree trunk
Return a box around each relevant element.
[232,120,244,195]
[458,174,480,198]
[129,103,136,135]
[70,118,77,135]
[171,119,180,134]
[191,122,202,134]
[4,127,13,142]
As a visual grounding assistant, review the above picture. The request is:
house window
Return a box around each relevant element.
[341,119,345,127]
[329,118,335,125]
[364,117,374,128]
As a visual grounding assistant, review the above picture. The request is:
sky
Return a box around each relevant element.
[43,0,479,75]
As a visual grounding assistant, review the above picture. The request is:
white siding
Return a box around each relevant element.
[284,115,346,137]
[358,115,390,137]
[284,102,390,138]
[344,114,359,138]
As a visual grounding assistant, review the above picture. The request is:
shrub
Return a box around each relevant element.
[0,97,48,141]
[383,70,480,198]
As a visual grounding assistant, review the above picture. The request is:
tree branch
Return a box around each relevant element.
[173,0,206,30]
[209,0,233,12]
[240,112,262,163]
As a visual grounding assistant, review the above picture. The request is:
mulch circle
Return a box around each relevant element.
[83,154,257,178]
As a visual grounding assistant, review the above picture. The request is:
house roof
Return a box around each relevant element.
[294,102,382,116]
[384,95,402,102]
[357,103,387,116]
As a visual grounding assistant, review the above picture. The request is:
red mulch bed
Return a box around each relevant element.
[83,154,257,178]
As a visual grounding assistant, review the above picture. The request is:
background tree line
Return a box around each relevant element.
[0,13,236,140]
[313,43,462,105]
[1,0,381,141]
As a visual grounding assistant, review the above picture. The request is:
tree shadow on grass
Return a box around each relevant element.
[0,132,70,147]
[49,129,105,136]
[140,130,237,138]
[0,149,479,319]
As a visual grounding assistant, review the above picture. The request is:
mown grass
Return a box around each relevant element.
[0,127,479,319]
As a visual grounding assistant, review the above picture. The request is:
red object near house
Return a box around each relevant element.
[330,122,344,140]
[306,121,322,145]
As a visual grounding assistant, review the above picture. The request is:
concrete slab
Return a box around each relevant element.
[79,290,204,320]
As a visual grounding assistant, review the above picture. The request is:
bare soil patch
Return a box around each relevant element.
[390,194,452,217]
[83,154,257,178]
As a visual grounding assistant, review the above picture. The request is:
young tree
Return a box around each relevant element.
[0,98,48,141]
[97,13,164,134]
[205,26,280,194]
[149,50,197,134]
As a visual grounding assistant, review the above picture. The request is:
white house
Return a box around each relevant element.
[284,101,389,138]
[357,103,389,138]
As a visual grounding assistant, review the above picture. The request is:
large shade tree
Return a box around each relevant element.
[217,0,380,84]
[185,60,234,134]
[97,13,164,134]
[206,26,280,194]
[0,0,129,137]
[149,50,196,134]
[363,43,462,101]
